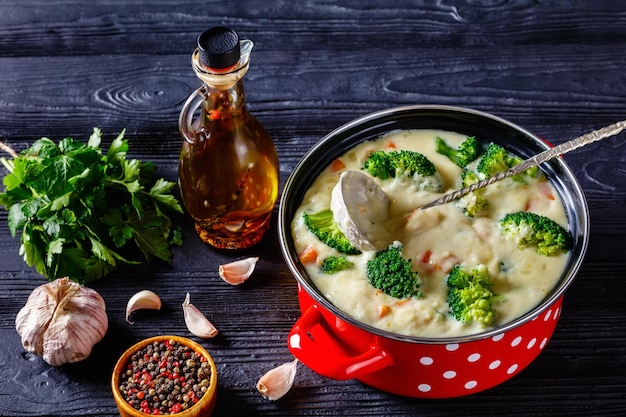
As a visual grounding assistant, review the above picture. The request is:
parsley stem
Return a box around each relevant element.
[0,141,18,158]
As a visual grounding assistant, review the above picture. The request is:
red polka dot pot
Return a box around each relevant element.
[278,106,589,398]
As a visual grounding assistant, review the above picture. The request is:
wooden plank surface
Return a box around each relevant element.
[0,1,625,416]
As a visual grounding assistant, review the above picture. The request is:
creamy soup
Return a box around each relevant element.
[291,129,570,338]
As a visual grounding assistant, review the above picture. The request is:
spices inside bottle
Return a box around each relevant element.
[178,27,279,249]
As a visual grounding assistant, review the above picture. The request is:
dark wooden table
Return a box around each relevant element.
[1,1,625,416]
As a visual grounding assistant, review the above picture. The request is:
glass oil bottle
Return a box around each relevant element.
[178,27,279,249]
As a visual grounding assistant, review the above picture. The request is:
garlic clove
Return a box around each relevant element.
[125,290,162,324]
[15,277,108,366]
[256,358,299,401]
[218,256,259,285]
[182,293,218,338]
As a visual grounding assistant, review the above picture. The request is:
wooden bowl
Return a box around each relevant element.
[111,335,217,417]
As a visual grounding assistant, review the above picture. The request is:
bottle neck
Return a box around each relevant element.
[201,79,247,116]
[192,48,250,115]
[191,47,250,90]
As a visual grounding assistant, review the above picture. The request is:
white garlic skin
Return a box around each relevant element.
[182,293,218,338]
[126,289,162,324]
[15,277,108,366]
[257,358,299,401]
[219,257,259,285]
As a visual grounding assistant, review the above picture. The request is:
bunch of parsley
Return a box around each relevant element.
[0,128,183,283]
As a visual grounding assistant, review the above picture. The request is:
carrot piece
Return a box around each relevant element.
[298,244,318,264]
[395,298,411,307]
[377,305,392,318]
[537,181,555,200]
[385,140,396,149]
[329,158,346,172]
[421,250,432,263]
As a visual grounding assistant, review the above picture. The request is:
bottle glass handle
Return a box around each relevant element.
[178,87,205,145]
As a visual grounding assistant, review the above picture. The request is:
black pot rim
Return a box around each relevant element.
[278,104,590,344]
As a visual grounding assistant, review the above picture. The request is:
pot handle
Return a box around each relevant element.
[288,305,394,380]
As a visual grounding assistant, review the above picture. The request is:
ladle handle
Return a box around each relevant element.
[420,120,626,210]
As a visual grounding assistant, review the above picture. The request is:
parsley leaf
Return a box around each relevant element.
[0,128,183,283]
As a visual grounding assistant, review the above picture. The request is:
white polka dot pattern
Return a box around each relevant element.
[420,356,434,365]
[412,306,561,396]
[464,380,478,389]
[511,336,522,347]
[467,353,481,362]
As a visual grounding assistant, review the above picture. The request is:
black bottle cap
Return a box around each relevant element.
[197,27,241,70]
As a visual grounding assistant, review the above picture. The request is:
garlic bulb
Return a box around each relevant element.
[15,277,108,366]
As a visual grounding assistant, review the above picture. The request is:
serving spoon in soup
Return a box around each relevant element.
[331,120,626,250]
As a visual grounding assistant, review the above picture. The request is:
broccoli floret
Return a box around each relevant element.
[456,170,488,217]
[446,264,498,326]
[363,149,436,178]
[362,150,396,180]
[362,149,442,191]
[499,211,572,256]
[366,242,421,299]
[476,143,513,177]
[321,255,354,274]
[302,209,361,255]
[505,154,542,180]
[436,136,480,168]
[393,149,437,177]
[475,143,541,182]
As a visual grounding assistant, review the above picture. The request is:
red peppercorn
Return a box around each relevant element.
[136,391,145,400]
[171,403,182,413]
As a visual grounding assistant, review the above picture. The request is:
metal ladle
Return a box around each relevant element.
[420,120,626,210]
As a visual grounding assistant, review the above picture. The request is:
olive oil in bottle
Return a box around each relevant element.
[178,27,279,249]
